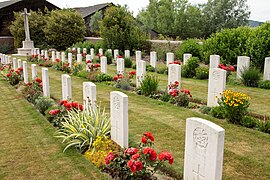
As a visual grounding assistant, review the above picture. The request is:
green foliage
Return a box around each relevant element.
[105,51,113,64]
[210,106,226,119]
[175,39,202,60]
[240,67,261,87]
[89,11,102,36]
[22,79,43,104]
[195,66,209,79]
[247,23,270,70]
[100,5,148,52]
[138,75,159,96]
[202,27,252,65]
[77,70,89,79]
[182,57,199,78]
[199,106,211,114]
[259,80,270,89]
[256,119,270,133]
[9,9,48,49]
[72,41,95,50]
[35,96,54,115]
[44,9,86,50]
[146,65,155,72]
[174,93,190,107]
[124,58,132,68]
[240,116,257,128]
[114,76,132,90]
[0,44,12,53]
[55,106,111,152]
[156,67,168,75]
[95,73,113,82]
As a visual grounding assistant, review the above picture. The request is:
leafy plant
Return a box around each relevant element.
[77,70,89,79]
[218,90,250,124]
[156,67,168,75]
[195,66,209,79]
[146,65,155,72]
[114,74,133,90]
[182,57,199,78]
[35,96,54,115]
[124,58,132,68]
[240,67,261,87]
[96,73,113,82]
[138,75,159,96]
[175,38,202,60]
[105,51,113,64]
[256,119,270,133]
[259,80,270,89]
[199,105,211,114]
[55,105,110,152]
[6,68,23,86]
[210,106,226,119]
[22,78,43,104]
[240,116,257,128]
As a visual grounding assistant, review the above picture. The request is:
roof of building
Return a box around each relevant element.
[0,0,21,9]
[73,3,112,18]
[0,0,59,11]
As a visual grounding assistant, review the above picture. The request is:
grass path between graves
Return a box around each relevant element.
[30,64,270,180]
[0,76,109,179]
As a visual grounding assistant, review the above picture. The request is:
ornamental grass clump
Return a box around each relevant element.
[218,90,250,124]
[55,105,110,153]
[104,132,174,179]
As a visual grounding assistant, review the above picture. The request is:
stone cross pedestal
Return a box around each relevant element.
[17,8,35,56]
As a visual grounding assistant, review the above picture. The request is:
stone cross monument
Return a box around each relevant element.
[17,8,35,56]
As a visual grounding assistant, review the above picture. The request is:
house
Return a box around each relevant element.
[73,3,159,39]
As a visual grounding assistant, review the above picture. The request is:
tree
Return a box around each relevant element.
[100,5,148,52]
[89,11,102,36]
[9,9,48,49]
[202,0,250,37]
[44,9,86,50]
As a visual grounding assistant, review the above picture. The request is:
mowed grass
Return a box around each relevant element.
[26,60,270,180]
[0,76,109,179]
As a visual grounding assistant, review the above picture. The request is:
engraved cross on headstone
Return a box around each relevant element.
[22,8,31,41]
[193,164,205,180]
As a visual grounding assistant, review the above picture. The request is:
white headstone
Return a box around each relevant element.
[0,53,3,64]
[99,48,103,55]
[184,117,225,180]
[83,48,87,54]
[168,64,181,88]
[22,61,28,84]
[18,59,22,68]
[77,48,81,54]
[12,58,17,69]
[68,53,72,67]
[117,58,125,74]
[150,51,157,68]
[83,82,96,109]
[136,50,142,67]
[51,51,56,62]
[31,64,37,80]
[124,50,130,59]
[136,60,146,88]
[44,50,48,60]
[101,56,107,74]
[107,49,112,55]
[210,55,220,69]
[263,57,270,80]
[61,52,66,63]
[90,48,95,60]
[77,54,82,64]
[114,49,119,60]
[237,56,250,79]
[86,55,91,61]
[7,56,11,64]
[207,68,227,107]
[42,68,50,97]
[41,50,44,56]
[110,91,128,148]
[183,54,192,65]
[166,52,174,66]
[56,52,60,60]
[62,74,72,100]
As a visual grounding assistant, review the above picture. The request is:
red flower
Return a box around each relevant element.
[39,83,43,87]
[56,58,60,62]
[78,104,84,111]
[141,136,147,144]
[10,69,14,72]
[229,65,235,72]
[113,76,118,81]
[144,132,154,141]
[129,71,136,75]
[72,50,76,53]
[118,55,122,58]
[132,154,140,160]
[49,109,61,115]
[174,81,179,86]
[169,89,178,97]
[71,101,79,108]
[6,73,11,77]
[118,74,124,79]
[60,100,68,105]
[105,152,117,165]
[44,58,47,61]
[35,78,42,83]
[127,159,143,173]
[159,151,174,164]
[86,60,92,64]
[143,147,157,161]
[124,148,138,156]
[94,64,100,68]
[17,67,23,71]
[15,71,21,75]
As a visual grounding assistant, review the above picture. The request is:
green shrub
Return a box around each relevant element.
[157,67,168,75]
[256,119,270,133]
[115,76,132,90]
[146,65,155,72]
[72,41,95,50]
[124,58,132,68]
[202,27,252,65]
[241,67,261,87]
[105,51,113,64]
[199,106,211,114]
[0,44,12,54]
[96,73,113,82]
[35,96,54,115]
[259,80,270,89]
[94,41,105,54]
[240,116,257,128]
[77,70,89,79]
[175,38,202,60]
[22,79,43,104]
[55,105,111,152]
[195,66,209,79]
[210,106,226,119]
[44,9,86,50]
[138,75,159,96]
[182,57,199,78]
[175,93,190,107]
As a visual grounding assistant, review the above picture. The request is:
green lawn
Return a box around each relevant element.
[24,60,270,180]
[0,76,108,179]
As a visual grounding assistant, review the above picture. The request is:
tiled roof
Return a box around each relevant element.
[73,3,111,18]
